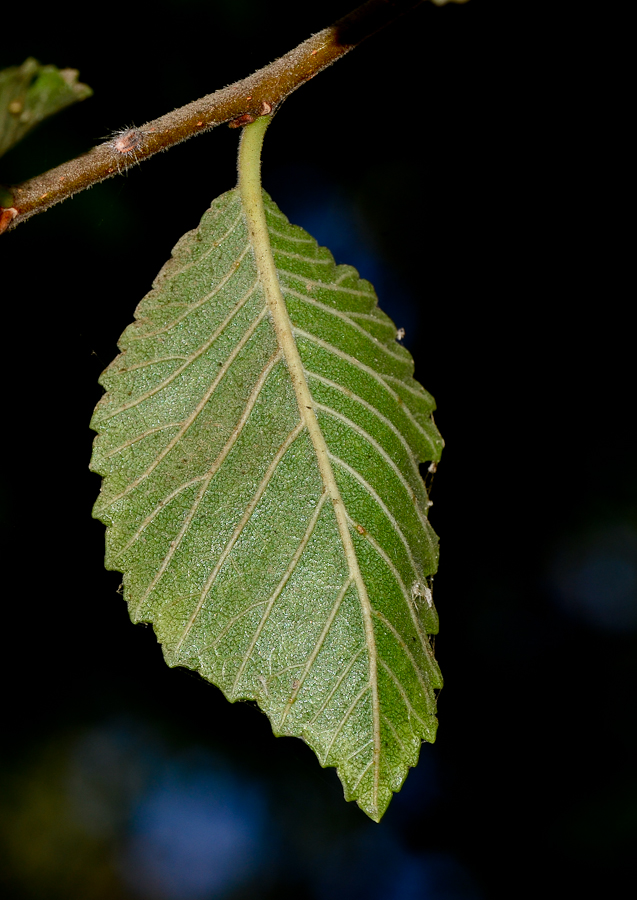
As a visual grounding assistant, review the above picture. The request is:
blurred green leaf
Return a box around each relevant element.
[0,57,92,158]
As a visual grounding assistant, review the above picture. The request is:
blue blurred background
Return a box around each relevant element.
[1,2,632,898]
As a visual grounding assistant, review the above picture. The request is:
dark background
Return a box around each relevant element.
[1,2,632,899]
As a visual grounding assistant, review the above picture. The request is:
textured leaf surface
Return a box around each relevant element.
[0,58,91,159]
[91,187,443,820]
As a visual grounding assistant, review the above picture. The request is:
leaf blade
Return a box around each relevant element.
[91,175,443,821]
[0,58,91,158]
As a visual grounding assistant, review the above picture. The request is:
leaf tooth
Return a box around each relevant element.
[385,374,439,420]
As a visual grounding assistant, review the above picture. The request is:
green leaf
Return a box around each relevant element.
[0,58,92,159]
[90,117,443,822]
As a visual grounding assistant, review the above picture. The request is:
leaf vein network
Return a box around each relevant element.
[281,285,410,364]
[304,370,422,477]
[292,327,434,444]
[231,491,328,697]
[352,523,434,659]
[321,682,372,765]
[98,277,260,421]
[174,420,305,655]
[379,659,427,730]
[267,227,315,245]
[350,758,374,792]
[306,645,367,727]
[129,349,284,614]
[278,575,353,729]
[102,307,270,505]
[126,241,251,342]
[313,402,426,518]
[370,608,431,696]
[277,268,374,299]
[327,452,422,579]
[273,246,331,266]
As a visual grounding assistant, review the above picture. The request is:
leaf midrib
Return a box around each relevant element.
[238,121,381,811]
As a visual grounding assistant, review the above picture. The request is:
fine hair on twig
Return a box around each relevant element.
[106,126,146,170]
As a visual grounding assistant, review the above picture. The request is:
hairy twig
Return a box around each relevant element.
[1,0,439,233]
